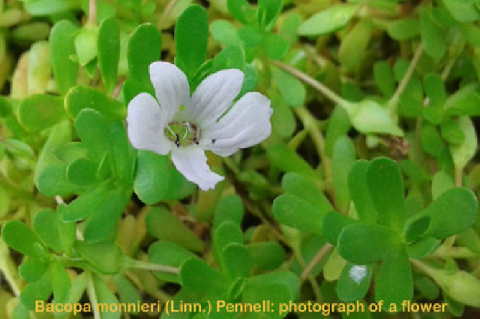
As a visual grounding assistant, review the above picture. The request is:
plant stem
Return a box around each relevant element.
[388,43,423,110]
[430,247,479,259]
[271,60,351,108]
[158,0,179,29]
[455,167,463,187]
[88,0,97,25]
[130,260,180,275]
[294,107,333,185]
[410,258,437,278]
[300,243,333,282]
[293,248,322,301]
[86,271,101,319]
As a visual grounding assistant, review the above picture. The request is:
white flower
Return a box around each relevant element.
[127,62,273,191]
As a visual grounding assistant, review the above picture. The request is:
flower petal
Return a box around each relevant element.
[171,146,224,191]
[149,62,190,121]
[190,69,244,125]
[127,93,172,155]
[202,92,272,157]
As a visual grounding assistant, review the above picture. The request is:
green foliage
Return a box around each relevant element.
[1,1,480,318]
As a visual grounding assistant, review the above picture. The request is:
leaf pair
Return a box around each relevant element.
[325,157,478,309]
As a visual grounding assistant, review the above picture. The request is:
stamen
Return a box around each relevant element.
[183,121,191,139]
[167,125,175,136]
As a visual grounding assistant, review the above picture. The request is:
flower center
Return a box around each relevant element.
[165,121,200,147]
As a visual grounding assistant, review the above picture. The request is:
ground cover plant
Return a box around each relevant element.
[0,0,480,318]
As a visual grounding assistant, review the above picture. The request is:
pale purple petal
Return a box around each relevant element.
[171,146,224,191]
[149,62,190,121]
[126,93,172,155]
[202,92,272,157]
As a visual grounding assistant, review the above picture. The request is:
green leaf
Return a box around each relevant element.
[273,194,324,234]
[407,237,440,259]
[35,121,76,196]
[114,275,142,314]
[415,275,440,301]
[257,0,282,30]
[344,100,403,136]
[122,78,153,104]
[266,143,316,176]
[348,160,377,223]
[298,5,357,36]
[445,84,480,116]
[180,258,228,295]
[338,223,401,264]
[270,89,296,139]
[387,18,420,41]
[93,274,122,319]
[325,106,351,156]
[134,151,195,204]
[212,45,245,72]
[24,0,79,15]
[74,24,98,66]
[271,66,305,107]
[375,247,413,309]
[74,108,114,162]
[146,207,205,252]
[210,20,242,47]
[374,61,395,98]
[17,94,66,131]
[322,211,355,245]
[282,172,333,213]
[33,208,62,253]
[148,241,197,283]
[213,221,243,256]
[245,271,300,301]
[221,243,252,278]
[51,261,71,304]
[36,163,83,197]
[420,124,445,158]
[175,5,208,79]
[441,0,479,23]
[1,220,46,258]
[98,18,120,93]
[262,33,289,60]
[19,258,49,283]
[107,120,136,184]
[238,25,263,62]
[214,194,244,227]
[441,118,464,145]
[412,187,478,239]
[227,0,255,25]
[82,187,130,243]
[420,10,445,60]
[450,116,477,169]
[75,241,125,274]
[248,242,285,271]
[339,19,371,72]
[423,73,446,124]
[336,264,372,302]
[66,86,126,120]
[28,41,51,95]
[432,171,453,199]
[127,23,162,86]
[366,157,405,231]
[61,179,111,222]
[332,136,356,212]
[66,157,99,187]
[19,273,52,310]
[279,13,302,45]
